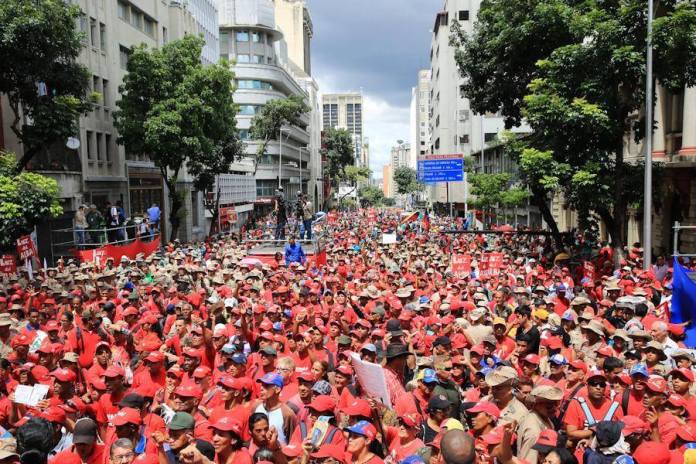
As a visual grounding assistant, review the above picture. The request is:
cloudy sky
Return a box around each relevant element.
[306,0,442,179]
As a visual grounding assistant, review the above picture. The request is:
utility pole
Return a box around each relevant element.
[643,0,654,270]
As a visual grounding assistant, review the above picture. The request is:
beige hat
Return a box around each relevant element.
[645,341,667,360]
[628,329,651,340]
[612,329,631,342]
[531,385,563,401]
[0,314,12,327]
[62,352,80,363]
[583,320,605,336]
[570,296,591,307]
[671,350,695,362]
[485,366,517,386]
[0,438,18,460]
[470,308,487,321]
[606,281,622,292]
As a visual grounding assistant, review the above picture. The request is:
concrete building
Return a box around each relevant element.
[219,0,312,214]
[409,70,431,169]
[427,0,529,214]
[321,93,367,168]
[382,164,394,198]
[0,0,221,253]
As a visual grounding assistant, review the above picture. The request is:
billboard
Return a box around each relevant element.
[417,154,464,184]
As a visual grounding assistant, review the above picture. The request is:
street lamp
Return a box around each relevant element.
[643,0,654,270]
[278,127,289,189]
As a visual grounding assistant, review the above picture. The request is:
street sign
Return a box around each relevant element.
[417,154,464,184]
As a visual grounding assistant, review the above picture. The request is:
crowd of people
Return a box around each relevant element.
[0,209,692,464]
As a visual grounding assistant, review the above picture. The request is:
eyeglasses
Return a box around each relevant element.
[588,381,607,388]
[112,452,134,463]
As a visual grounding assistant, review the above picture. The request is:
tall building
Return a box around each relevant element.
[321,93,367,168]
[274,0,313,75]
[428,1,529,212]
[0,0,220,251]
[382,164,393,198]
[219,0,312,209]
[413,70,431,166]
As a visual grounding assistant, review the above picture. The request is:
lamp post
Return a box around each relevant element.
[278,127,289,189]
[643,0,654,270]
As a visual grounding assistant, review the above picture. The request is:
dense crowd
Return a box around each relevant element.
[0,209,690,464]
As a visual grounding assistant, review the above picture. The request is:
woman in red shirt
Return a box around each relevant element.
[209,414,252,464]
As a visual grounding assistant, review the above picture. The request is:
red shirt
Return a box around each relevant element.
[50,445,105,464]
[563,397,624,429]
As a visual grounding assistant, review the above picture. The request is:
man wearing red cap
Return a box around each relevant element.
[172,383,212,441]
[91,365,127,437]
[132,351,166,389]
[564,370,624,442]
[288,395,345,449]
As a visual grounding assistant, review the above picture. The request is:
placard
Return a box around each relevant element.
[350,353,392,408]
[451,254,472,278]
[16,235,37,260]
[382,233,397,245]
[0,255,16,277]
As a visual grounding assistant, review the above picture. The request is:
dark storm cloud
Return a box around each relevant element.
[307,0,441,106]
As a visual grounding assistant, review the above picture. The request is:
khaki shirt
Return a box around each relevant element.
[517,411,552,464]
[481,396,529,426]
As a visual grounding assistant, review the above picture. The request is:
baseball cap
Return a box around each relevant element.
[145,351,165,363]
[621,416,648,436]
[0,438,18,461]
[41,406,67,424]
[112,407,142,426]
[73,418,98,444]
[633,441,671,464]
[103,366,125,378]
[260,346,277,357]
[118,393,145,409]
[210,414,243,436]
[257,372,284,388]
[630,363,649,378]
[400,456,426,464]
[342,399,371,417]
[532,429,558,452]
[428,394,451,410]
[174,384,203,399]
[308,395,336,413]
[421,368,439,384]
[168,412,195,430]
[345,420,377,441]
[549,354,567,366]
[467,401,501,420]
[670,367,695,382]
[644,375,668,394]
[51,368,77,383]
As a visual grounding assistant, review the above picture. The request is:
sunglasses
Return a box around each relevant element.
[588,381,607,388]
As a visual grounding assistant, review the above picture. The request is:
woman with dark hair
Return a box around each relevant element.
[541,448,578,464]
[16,417,55,464]
[209,414,252,464]
[247,413,271,457]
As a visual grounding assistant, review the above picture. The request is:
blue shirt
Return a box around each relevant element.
[284,243,306,265]
[147,206,161,222]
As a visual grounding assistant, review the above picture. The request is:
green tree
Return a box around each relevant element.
[452,0,696,257]
[0,0,95,171]
[249,95,309,171]
[393,166,424,195]
[338,165,371,205]
[359,185,385,207]
[0,152,62,249]
[322,128,356,185]
[115,35,241,241]
[468,173,510,210]
[500,186,530,225]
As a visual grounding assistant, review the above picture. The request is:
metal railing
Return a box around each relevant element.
[673,221,696,258]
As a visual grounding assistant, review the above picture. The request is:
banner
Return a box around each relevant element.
[16,235,37,260]
[73,236,161,263]
[451,254,472,278]
[0,255,16,277]
[480,252,504,278]
[671,258,696,347]
[382,233,397,245]
[583,261,595,281]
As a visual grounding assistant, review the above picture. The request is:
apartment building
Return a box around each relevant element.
[321,93,368,169]
[409,70,431,169]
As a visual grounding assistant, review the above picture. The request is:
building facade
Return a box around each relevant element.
[382,164,393,198]
[427,0,529,213]
[0,0,220,253]
[219,0,312,213]
[410,70,431,169]
[321,93,367,168]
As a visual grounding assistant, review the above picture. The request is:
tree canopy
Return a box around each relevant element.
[359,185,385,207]
[0,0,94,172]
[321,128,356,185]
[451,0,696,253]
[114,35,241,241]
[393,166,424,195]
[0,152,62,249]
[249,95,309,166]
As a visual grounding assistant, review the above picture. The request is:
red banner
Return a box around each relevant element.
[583,261,595,281]
[451,254,472,278]
[480,252,504,278]
[219,207,238,224]
[0,255,17,276]
[16,235,37,260]
[73,236,161,263]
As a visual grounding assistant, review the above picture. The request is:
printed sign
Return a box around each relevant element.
[16,235,37,260]
[451,254,472,278]
[0,255,16,276]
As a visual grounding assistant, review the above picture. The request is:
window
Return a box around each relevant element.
[484,132,497,143]
[421,141,426,146]
[191,191,199,227]
[162,26,168,44]
[238,105,259,115]
[252,32,261,42]
[420,131,425,137]
[458,10,470,21]
[102,79,109,106]
[119,45,130,69]
[460,135,470,144]
[86,131,94,160]
[434,138,440,150]
[144,18,155,37]
[96,133,103,160]
[236,31,249,42]
[236,54,250,63]
[435,115,440,127]
[239,129,250,140]
[90,18,97,47]
[131,11,143,30]
[256,180,277,197]
[267,56,274,65]
[251,55,263,64]
[78,14,88,42]
[459,110,470,122]
[92,76,100,94]
[105,134,112,162]
[117,1,130,21]
[99,23,106,50]
[237,80,273,90]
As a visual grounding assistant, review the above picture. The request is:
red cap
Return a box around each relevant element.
[211,414,243,435]
[218,376,244,390]
[145,351,165,363]
[103,366,125,378]
[401,412,422,427]
[535,429,557,447]
[174,383,203,399]
[523,354,540,365]
[470,345,484,356]
[544,336,562,350]
[585,368,605,380]
[670,367,695,382]
[182,347,203,359]
[167,366,184,378]
[342,398,371,417]
[621,415,648,435]
[281,444,304,458]
[667,394,687,408]
[644,375,668,394]
[296,371,316,383]
[308,395,336,413]
[468,401,501,420]
[13,334,31,347]
[597,346,614,357]
[633,441,671,464]
[51,368,77,383]
[676,422,696,442]
[122,307,138,317]
[336,365,354,377]
[310,444,346,462]
[193,366,211,379]
[259,331,274,341]
[44,321,60,332]
[482,426,507,445]
[41,406,67,424]
[112,407,142,426]
[570,360,588,374]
